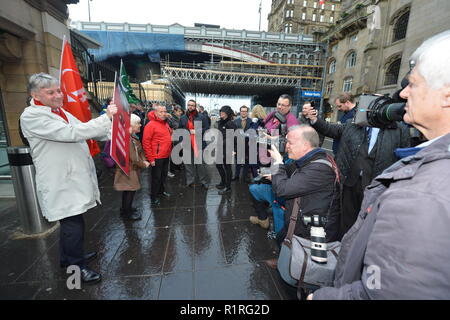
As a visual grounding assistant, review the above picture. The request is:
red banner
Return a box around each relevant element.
[111,74,130,176]
[60,38,100,156]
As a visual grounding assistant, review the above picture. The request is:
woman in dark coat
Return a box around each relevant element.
[114,114,150,220]
[215,105,237,194]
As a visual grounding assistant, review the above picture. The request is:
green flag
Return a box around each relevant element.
[119,60,140,105]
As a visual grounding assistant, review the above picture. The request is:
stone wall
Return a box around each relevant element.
[0,0,73,146]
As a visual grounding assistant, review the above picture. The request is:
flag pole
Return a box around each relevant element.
[59,34,66,83]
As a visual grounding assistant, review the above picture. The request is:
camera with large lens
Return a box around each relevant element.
[354,94,406,128]
[302,215,328,264]
[256,112,288,152]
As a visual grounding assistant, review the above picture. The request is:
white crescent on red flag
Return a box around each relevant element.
[60,38,101,157]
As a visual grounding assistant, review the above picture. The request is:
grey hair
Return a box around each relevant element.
[28,73,59,94]
[410,30,450,90]
[130,113,141,126]
[288,124,320,148]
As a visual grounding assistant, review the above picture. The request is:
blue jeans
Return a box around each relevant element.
[249,183,285,233]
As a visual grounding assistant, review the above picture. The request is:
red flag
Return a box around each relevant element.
[60,38,101,157]
[319,0,325,5]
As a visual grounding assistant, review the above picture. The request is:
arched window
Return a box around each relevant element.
[346,51,357,68]
[272,53,280,64]
[281,53,288,64]
[384,58,401,86]
[326,81,334,96]
[284,23,293,33]
[328,59,336,74]
[393,11,410,42]
[343,77,353,92]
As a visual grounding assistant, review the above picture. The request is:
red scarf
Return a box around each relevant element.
[34,99,68,122]
[187,110,199,157]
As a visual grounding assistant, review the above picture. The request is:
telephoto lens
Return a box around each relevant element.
[310,226,327,264]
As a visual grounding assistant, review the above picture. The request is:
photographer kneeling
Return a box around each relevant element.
[262,125,341,269]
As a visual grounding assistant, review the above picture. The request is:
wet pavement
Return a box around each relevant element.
[0,164,299,300]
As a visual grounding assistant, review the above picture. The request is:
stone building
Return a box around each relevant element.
[0,0,78,150]
[322,0,450,120]
[268,0,342,38]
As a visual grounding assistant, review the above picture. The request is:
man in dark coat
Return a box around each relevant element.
[233,105,253,182]
[304,99,410,237]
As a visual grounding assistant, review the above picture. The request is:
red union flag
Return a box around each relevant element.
[110,72,130,176]
[60,37,100,157]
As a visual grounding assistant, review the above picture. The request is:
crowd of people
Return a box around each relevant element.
[18,30,450,299]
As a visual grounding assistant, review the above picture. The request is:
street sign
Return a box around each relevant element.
[301,91,322,98]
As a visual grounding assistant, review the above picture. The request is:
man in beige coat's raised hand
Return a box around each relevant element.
[20,73,117,284]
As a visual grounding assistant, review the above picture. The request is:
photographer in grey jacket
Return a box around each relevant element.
[310,30,450,300]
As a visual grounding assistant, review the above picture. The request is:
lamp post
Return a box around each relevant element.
[87,0,92,22]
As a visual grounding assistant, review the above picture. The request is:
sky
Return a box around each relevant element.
[68,0,272,32]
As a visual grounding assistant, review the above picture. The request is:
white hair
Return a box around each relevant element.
[130,113,141,126]
[28,73,59,93]
[411,30,450,90]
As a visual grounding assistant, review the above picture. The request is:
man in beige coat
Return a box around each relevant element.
[20,73,117,284]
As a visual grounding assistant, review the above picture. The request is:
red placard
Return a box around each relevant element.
[110,74,130,176]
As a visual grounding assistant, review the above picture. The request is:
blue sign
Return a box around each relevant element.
[301,91,322,98]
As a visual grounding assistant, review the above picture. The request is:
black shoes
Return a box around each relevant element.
[151,198,160,206]
[120,208,142,221]
[80,267,102,284]
[218,187,231,195]
[215,183,225,189]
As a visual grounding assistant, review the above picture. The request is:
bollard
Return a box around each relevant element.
[7,147,54,234]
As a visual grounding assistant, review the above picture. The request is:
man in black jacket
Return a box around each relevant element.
[263,125,341,269]
[304,103,410,237]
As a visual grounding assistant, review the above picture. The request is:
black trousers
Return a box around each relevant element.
[122,190,136,213]
[216,163,232,188]
[151,157,170,200]
[341,177,365,238]
[59,214,85,268]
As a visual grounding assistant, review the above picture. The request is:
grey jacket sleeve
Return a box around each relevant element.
[313,281,369,300]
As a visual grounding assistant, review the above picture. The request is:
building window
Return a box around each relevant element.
[332,4,335,11]
[328,59,336,74]
[281,53,289,64]
[343,77,353,92]
[331,44,338,52]
[393,11,410,43]
[302,12,307,20]
[320,15,324,22]
[346,51,357,68]
[384,58,401,86]
[286,10,294,18]
[330,16,334,23]
[284,23,293,33]
[350,33,358,42]
[313,1,317,8]
[321,3,325,9]
[303,0,307,6]
[326,81,334,96]
[312,13,316,21]
[287,0,295,4]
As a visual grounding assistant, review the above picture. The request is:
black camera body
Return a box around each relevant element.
[354,94,406,129]
[273,112,288,153]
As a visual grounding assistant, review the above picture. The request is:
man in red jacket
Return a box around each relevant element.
[143,105,173,205]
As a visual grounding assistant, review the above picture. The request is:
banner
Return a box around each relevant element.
[111,72,131,176]
[60,36,101,156]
